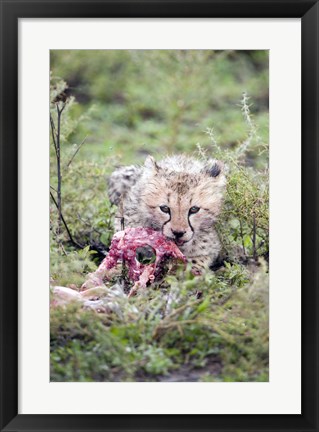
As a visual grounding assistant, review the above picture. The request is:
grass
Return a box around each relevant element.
[51,262,268,382]
[50,50,269,382]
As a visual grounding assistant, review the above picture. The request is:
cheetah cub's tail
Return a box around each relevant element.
[107,164,142,205]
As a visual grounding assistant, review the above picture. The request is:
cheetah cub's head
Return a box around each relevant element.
[140,155,226,246]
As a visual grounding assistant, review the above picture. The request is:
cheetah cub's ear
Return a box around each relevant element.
[144,155,160,173]
[206,160,224,178]
[205,160,227,190]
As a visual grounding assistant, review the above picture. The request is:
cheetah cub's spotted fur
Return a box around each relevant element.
[108,155,226,272]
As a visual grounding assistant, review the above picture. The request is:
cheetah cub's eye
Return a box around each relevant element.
[160,205,170,214]
[189,206,200,214]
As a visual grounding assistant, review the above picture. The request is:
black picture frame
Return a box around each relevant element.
[0,1,318,431]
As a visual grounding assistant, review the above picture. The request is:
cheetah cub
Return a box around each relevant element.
[107,155,226,273]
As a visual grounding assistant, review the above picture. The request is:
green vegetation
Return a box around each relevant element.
[50,50,269,382]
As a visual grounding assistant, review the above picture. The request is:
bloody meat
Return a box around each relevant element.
[81,227,186,297]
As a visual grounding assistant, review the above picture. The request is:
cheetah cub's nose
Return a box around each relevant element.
[172,230,186,239]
